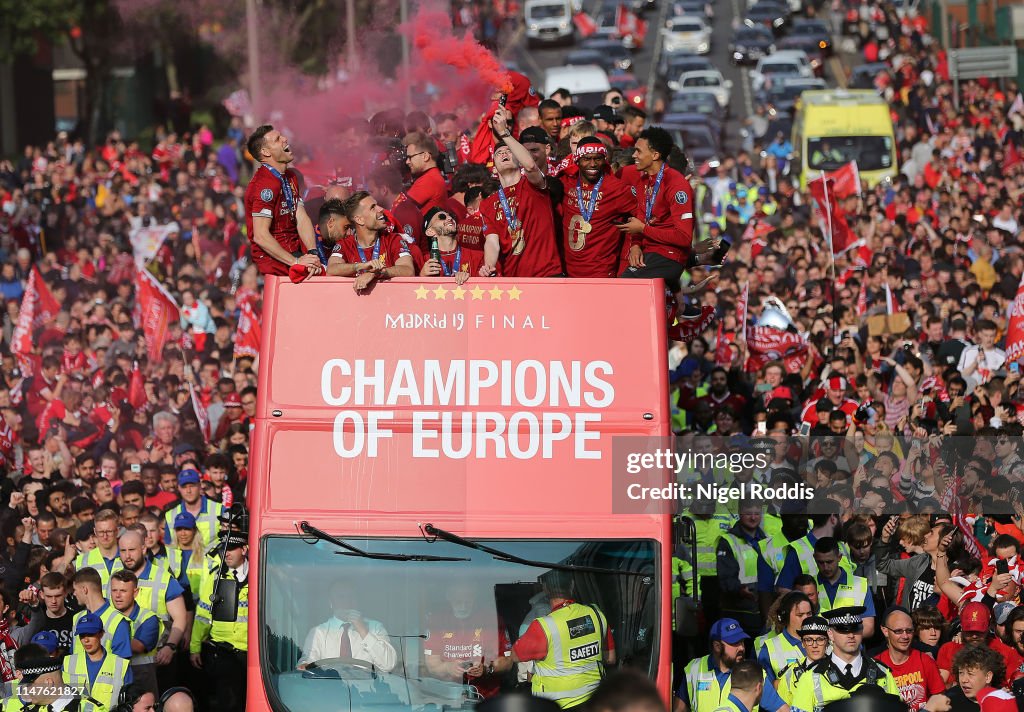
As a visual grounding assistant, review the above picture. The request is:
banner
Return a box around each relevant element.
[10,268,59,374]
[808,175,855,256]
[825,161,861,199]
[234,299,262,360]
[745,326,809,374]
[1005,274,1024,363]
[135,269,180,362]
[129,222,179,268]
[668,305,715,343]
[189,382,211,443]
[31,268,60,329]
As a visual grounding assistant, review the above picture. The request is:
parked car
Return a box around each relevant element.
[525,0,575,46]
[660,16,712,55]
[776,36,825,76]
[609,72,648,108]
[786,18,832,56]
[750,50,812,91]
[728,24,775,64]
[658,52,714,81]
[743,0,790,34]
[661,111,724,143]
[658,121,722,166]
[577,37,634,70]
[757,76,826,113]
[672,69,732,112]
[671,0,714,20]
[543,65,612,109]
[667,90,726,125]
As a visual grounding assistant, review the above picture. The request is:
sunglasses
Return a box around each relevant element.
[433,212,451,223]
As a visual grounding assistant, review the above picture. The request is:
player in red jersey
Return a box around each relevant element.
[326,191,415,293]
[479,110,563,278]
[243,125,322,278]
[420,208,482,285]
[617,127,695,290]
[559,139,635,278]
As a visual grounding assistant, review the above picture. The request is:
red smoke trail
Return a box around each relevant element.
[410,5,514,94]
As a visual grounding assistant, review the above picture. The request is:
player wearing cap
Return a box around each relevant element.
[558,139,635,278]
[191,531,249,712]
[8,643,80,712]
[420,208,482,284]
[789,607,899,712]
[776,616,830,705]
[163,469,224,550]
[618,127,695,291]
[874,606,944,711]
[675,619,788,712]
[479,110,563,279]
[63,612,131,712]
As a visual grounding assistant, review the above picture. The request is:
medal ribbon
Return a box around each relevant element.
[262,163,295,212]
[576,176,604,223]
[645,164,666,223]
[497,186,520,231]
[356,238,382,264]
[441,247,463,277]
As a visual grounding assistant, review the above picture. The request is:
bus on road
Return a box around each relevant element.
[246,277,673,712]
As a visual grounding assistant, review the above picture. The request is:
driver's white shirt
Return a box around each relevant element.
[298,615,398,672]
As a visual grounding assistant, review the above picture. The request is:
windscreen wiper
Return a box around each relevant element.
[299,522,469,562]
[420,524,647,576]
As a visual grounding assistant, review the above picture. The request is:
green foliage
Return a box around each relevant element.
[0,0,79,62]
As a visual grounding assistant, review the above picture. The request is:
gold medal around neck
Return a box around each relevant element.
[568,215,592,251]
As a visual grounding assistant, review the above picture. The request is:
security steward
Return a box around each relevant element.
[492,570,614,709]
[5,643,81,712]
[788,607,899,712]
[62,613,131,712]
[190,531,249,712]
[716,500,774,638]
[710,661,765,712]
[776,616,829,704]
[675,619,789,712]
[163,469,224,547]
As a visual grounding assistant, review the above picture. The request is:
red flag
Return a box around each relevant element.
[884,283,900,315]
[573,11,598,37]
[189,382,211,443]
[714,321,731,366]
[234,299,262,360]
[808,175,855,255]
[1004,273,1024,364]
[11,274,37,370]
[134,269,180,363]
[0,414,14,470]
[745,326,809,374]
[30,268,60,329]
[824,161,861,199]
[128,363,147,409]
[668,305,716,343]
[856,278,868,317]
[614,4,646,43]
[1003,141,1023,173]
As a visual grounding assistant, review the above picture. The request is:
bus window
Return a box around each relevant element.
[806,135,892,172]
[261,536,657,712]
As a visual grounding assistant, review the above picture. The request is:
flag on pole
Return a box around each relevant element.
[808,175,855,256]
[129,222,180,268]
[884,283,900,315]
[134,269,180,363]
[10,268,58,376]
[856,278,868,317]
[189,382,211,443]
[1004,273,1024,364]
[233,299,262,360]
[572,11,598,37]
[825,161,862,199]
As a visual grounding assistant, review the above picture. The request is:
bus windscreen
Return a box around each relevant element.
[807,135,893,171]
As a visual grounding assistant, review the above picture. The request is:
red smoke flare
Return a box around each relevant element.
[411,7,513,94]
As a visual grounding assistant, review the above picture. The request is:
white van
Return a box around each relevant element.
[542,65,611,107]
[525,0,574,46]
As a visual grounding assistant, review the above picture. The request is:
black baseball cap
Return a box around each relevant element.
[592,105,616,123]
[519,127,552,146]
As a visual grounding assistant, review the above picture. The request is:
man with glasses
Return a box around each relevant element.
[874,607,944,711]
[402,131,448,213]
[73,509,123,594]
[419,207,480,284]
[776,616,829,704]
[789,606,899,712]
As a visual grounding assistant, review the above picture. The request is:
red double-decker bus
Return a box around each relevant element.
[246,277,671,712]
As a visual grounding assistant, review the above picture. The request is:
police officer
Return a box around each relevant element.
[776,616,829,704]
[710,661,765,712]
[5,643,80,712]
[675,619,789,712]
[62,613,130,712]
[493,570,614,709]
[788,607,899,712]
[716,500,774,637]
[190,531,249,712]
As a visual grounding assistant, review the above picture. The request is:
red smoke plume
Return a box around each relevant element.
[411,6,513,94]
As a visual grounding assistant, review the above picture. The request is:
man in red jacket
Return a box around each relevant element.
[617,127,694,291]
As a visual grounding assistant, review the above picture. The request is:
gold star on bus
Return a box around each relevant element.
[432,285,448,300]
[488,286,503,300]
[507,286,522,300]
[414,285,429,300]
[470,286,485,300]
[452,286,467,300]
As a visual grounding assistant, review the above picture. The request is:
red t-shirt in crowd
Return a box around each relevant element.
[390,193,424,249]
[937,638,1024,688]
[976,687,1017,712]
[423,610,511,698]
[479,176,562,278]
[619,164,694,265]
[874,648,945,711]
[407,167,449,213]
[331,233,411,269]
[436,245,483,278]
[558,172,634,278]
[245,165,304,276]
[146,490,179,511]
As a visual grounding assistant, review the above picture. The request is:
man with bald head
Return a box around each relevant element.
[162,689,196,712]
[517,106,541,133]
[119,529,189,688]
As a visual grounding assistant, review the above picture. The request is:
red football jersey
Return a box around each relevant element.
[456,212,486,252]
[423,610,512,699]
[330,233,411,269]
[619,164,695,265]
[435,245,483,278]
[558,173,635,278]
[479,177,562,278]
[245,165,304,276]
